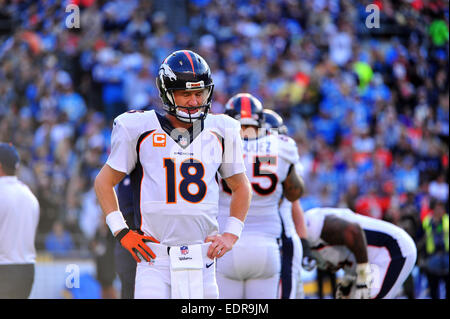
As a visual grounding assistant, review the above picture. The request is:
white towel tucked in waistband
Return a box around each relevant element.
[169,244,204,299]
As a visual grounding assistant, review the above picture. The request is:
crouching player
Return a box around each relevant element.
[303,207,417,299]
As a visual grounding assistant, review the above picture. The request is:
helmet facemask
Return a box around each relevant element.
[164,86,214,123]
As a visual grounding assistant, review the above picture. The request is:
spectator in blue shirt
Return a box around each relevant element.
[45,221,74,258]
[58,81,87,125]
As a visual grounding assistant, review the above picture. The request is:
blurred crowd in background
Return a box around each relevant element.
[0,0,448,298]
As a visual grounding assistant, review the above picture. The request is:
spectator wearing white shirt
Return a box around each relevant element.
[428,173,448,203]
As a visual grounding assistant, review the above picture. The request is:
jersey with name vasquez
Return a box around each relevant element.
[107,110,245,246]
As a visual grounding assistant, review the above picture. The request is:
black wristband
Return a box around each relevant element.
[115,228,130,242]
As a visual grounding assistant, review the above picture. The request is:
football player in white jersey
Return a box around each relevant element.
[94,50,252,299]
[216,94,305,299]
[304,207,417,299]
[263,109,309,299]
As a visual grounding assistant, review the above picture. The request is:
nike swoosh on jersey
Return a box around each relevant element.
[206,261,214,268]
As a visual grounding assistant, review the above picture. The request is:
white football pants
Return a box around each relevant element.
[216,234,281,299]
[279,232,304,299]
[368,233,417,299]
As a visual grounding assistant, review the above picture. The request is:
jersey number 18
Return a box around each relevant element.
[163,158,207,203]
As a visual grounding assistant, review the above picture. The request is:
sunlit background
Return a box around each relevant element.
[0,0,448,299]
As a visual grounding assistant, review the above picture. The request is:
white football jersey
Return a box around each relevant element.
[304,207,417,276]
[218,133,300,238]
[106,110,245,246]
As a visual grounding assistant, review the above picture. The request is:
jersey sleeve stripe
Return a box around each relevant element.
[210,131,224,155]
[130,129,155,232]
[136,129,156,153]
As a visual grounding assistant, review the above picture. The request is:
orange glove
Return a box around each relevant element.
[115,229,159,263]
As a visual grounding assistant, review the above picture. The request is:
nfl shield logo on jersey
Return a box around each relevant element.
[180,246,189,255]
[179,136,188,147]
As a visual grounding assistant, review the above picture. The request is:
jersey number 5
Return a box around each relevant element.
[222,155,278,196]
[164,158,207,203]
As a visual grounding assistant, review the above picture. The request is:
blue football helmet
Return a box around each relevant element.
[263,109,288,135]
[156,50,214,123]
[224,93,265,127]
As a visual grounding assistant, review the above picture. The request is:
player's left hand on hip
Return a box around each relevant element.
[354,263,373,299]
[205,233,237,259]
